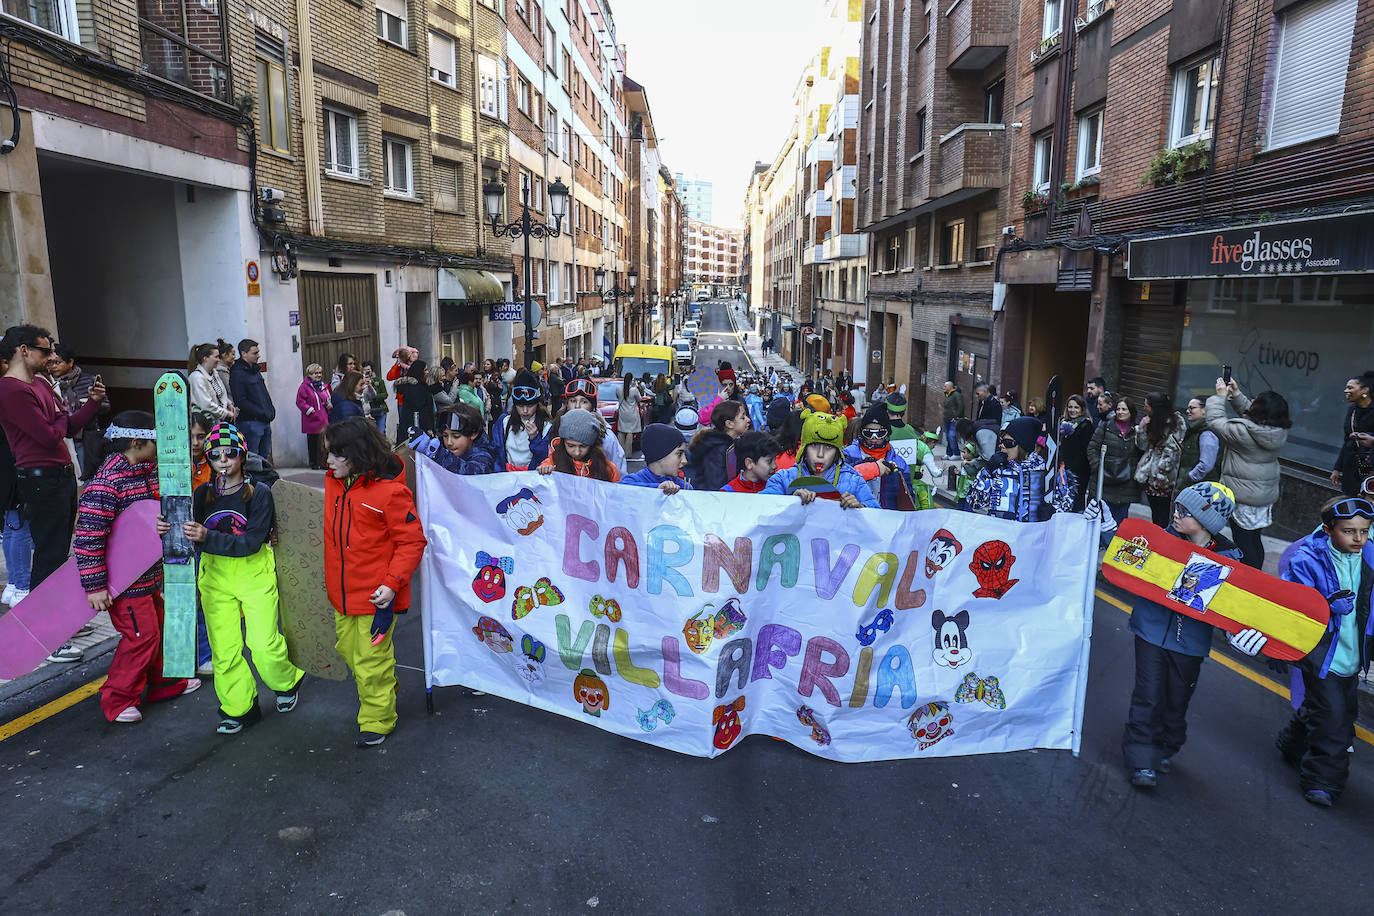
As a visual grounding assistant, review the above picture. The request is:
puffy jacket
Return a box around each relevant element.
[1134,413,1184,497]
[842,441,911,510]
[761,461,880,507]
[685,429,735,492]
[1206,392,1287,508]
[1282,528,1374,679]
[942,388,964,423]
[229,360,277,423]
[323,455,427,615]
[295,379,331,434]
[1088,418,1141,505]
[329,397,365,424]
[190,366,234,422]
[427,434,499,475]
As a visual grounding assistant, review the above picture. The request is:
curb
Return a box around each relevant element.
[0,635,118,705]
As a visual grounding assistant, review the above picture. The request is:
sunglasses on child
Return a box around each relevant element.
[207,447,242,461]
[1173,502,1192,519]
[1322,497,1374,526]
[998,436,1019,449]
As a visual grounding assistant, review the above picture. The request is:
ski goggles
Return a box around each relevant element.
[858,426,890,443]
[442,413,482,437]
[566,379,596,401]
[1321,497,1374,526]
[207,447,243,461]
[511,385,541,403]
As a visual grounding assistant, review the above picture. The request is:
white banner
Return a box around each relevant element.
[418,461,1096,762]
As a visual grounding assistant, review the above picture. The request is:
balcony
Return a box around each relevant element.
[822,233,867,262]
[934,124,1006,200]
[946,0,1014,71]
[801,244,824,266]
[804,189,833,218]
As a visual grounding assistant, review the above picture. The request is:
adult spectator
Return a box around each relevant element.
[214,339,236,395]
[974,382,1002,426]
[1135,392,1185,527]
[1094,391,1115,428]
[1175,397,1220,496]
[999,390,1022,428]
[547,362,566,414]
[430,359,459,412]
[295,363,331,469]
[188,342,235,422]
[49,343,108,480]
[616,373,644,456]
[1331,371,1374,496]
[229,339,275,459]
[397,360,436,437]
[942,380,964,458]
[361,360,389,435]
[1086,377,1107,423]
[1058,394,1095,510]
[332,352,358,390]
[0,325,106,661]
[0,398,32,607]
[456,370,485,414]
[330,371,367,423]
[1207,379,1291,570]
[1088,395,1142,541]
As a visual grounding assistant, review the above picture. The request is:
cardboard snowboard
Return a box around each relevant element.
[0,500,162,679]
[154,371,196,678]
[271,479,348,680]
[1102,518,1329,661]
[788,474,843,501]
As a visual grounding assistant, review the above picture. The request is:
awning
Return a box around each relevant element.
[438,268,505,304]
[781,322,799,331]
[805,333,822,343]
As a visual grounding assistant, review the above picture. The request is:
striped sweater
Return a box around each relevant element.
[74,453,161,596]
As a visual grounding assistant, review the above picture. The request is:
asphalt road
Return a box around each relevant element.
[1,306,1370,914]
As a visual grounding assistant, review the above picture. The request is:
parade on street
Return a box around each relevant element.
[2,0,1374,911]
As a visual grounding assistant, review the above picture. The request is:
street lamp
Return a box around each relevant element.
[595,266,636,356]
[484,175,569,369]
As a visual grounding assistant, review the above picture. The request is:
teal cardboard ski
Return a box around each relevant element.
[154,371,196,677]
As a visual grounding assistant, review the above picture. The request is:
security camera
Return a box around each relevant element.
[260,187,286,203]
[1003,226,1015,235]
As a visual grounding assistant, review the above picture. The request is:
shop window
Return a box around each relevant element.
[375,0,406,47]
[382,136,414,196]
[323,106,361,178]
[1076,108,1103,179]
[1266,0,1357,150]
[1170,53,1219,148]
[429,31,456,87]
[137,0,231,101]
[940,219,965,265]
[1033,132,1053,192]
[255,34,290,154]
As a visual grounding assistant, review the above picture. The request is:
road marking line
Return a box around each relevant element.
[0,676,107,743]
[1096,589,1373,747]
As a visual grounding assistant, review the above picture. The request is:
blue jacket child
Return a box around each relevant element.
[762,409,878,507]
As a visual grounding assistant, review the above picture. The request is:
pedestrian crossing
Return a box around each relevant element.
[694,343,740,351]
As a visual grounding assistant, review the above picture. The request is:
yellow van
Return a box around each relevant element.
[612,344,675,380]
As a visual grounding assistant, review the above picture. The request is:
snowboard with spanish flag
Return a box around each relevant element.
[1101,519,1329,662]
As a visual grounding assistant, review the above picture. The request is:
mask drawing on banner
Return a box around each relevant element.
[511,586,537,620]
[907,701,955,750]
[954,672,1007,710]
[590,594,623,622]
[931,609,972,669]
[970,540,1019,598]
[496,488,545,536]
[712,597,747,640]
[533,576,565,607]
[513,634,547,685]
[683,608,716,654]
[1166,556,1231,612]
[635,698,676,733]
[925,529,964,577]
[473,615,514,653]
[472,552,513,603]
[856,608,894,647]
[574,669,610,717]
[713,696,747,750]
[796,705,832,747]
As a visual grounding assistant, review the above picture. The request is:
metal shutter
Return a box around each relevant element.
[1267,0,1358,150]
[1117,297,1183,406]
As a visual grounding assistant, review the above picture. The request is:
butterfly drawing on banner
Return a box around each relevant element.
[954,672,1007,710]
[512,577,566,620]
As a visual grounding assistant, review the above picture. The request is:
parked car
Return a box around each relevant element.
[670,339,693,368]
[595,378,650,437]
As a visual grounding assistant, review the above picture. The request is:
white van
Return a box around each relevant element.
[670,338,693,367]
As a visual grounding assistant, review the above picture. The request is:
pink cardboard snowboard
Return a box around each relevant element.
[0,500,162,679]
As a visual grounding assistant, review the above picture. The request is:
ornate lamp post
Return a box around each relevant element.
[483,176,570,369]
[594,266,637,356]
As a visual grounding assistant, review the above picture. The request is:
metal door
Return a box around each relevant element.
[298,272,380,376]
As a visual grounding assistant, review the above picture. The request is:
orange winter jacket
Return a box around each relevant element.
[324,455,428,615]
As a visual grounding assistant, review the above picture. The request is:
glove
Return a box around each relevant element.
[370,606,394,643]
[1084,498,1117,534]
[986,452,1009,472]
[1327,590,1356,618]
[1227,628,1267,657]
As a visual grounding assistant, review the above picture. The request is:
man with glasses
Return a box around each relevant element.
[965,416,1072,522]
[1275,495,1374,807]
[0,325,108,662]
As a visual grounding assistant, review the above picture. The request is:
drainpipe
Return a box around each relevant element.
[294,0,323,235]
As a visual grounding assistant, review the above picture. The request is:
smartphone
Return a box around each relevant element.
[1222,365,1232,384]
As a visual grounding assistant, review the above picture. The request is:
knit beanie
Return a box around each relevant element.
[1005,416,1043,454]
[860,402,891,431]
[511,369,542,402]
[207,422,246,452]
[641,423,683,465]
[674,406,700,433]
[766,397,792,430]
[884,393,907,416]
[558,408,602,446]
[799,409,845,456]
[1174,481,1237,536]
[718,368,736,383]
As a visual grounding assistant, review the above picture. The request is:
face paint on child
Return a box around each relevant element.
[326,451,352,478]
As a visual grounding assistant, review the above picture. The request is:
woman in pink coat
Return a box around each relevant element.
[296,363,332,469]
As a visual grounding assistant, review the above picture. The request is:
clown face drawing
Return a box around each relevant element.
[907,702,955,750]
[925,529,964,577]
[969,540,1019,598]
[574,669,610,716]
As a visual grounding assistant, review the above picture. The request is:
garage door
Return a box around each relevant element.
[299,272,379,376]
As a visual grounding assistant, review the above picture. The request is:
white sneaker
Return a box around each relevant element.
[195,661,214,676]
[114,706,142,724]
[8,588,28,606]
[1,584,13,606]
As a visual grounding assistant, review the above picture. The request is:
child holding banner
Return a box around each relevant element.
[537,409,621,482]
[722,431,781,494]
[409,404,499,476]
[622,424,690,494]
[323,417,427,748]
[762,410,877,508]
[1275,496,1374,807]
[494,369,553,471]
[1121,482,1266,788]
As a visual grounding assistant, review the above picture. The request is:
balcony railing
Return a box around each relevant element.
[946,0,1014,71]
[934,124,1007,199]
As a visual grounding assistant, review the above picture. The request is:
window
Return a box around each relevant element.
[137,0,231,101]
[255,34,290,154]
[518,168,533,207]
[940,219,965,265]
[478,55,506,120]
[975,210,999,261]
[383,137,414,195]
[429,31,456,86]
[983,79,1005,124]
[433,160,466,213]
[1042,0,1062,39]
[914,108,927,153]
[545,24,558,71]
[1266,0,1358,150]
[1033,132,1053,191]
[516,75,531,115]
[11,0,79,41]
[375,0,406,47]
[1170,54,1219,147]
[323,107,360,178]
[562,120,572,161]
[882,232,902,272]
[1076,108,1102,178]
[545,104,559,151]
[514,0,525,15]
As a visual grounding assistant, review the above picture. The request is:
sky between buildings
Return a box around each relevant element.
[611,0,830,229]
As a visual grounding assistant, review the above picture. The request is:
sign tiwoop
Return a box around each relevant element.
[417,462,1097,762]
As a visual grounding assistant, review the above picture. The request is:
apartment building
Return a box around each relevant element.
[622,75,671,346]
[999,0,1374,535]
[856,0,1015,429]
[674,173,714,222]
[684,219,743,297]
